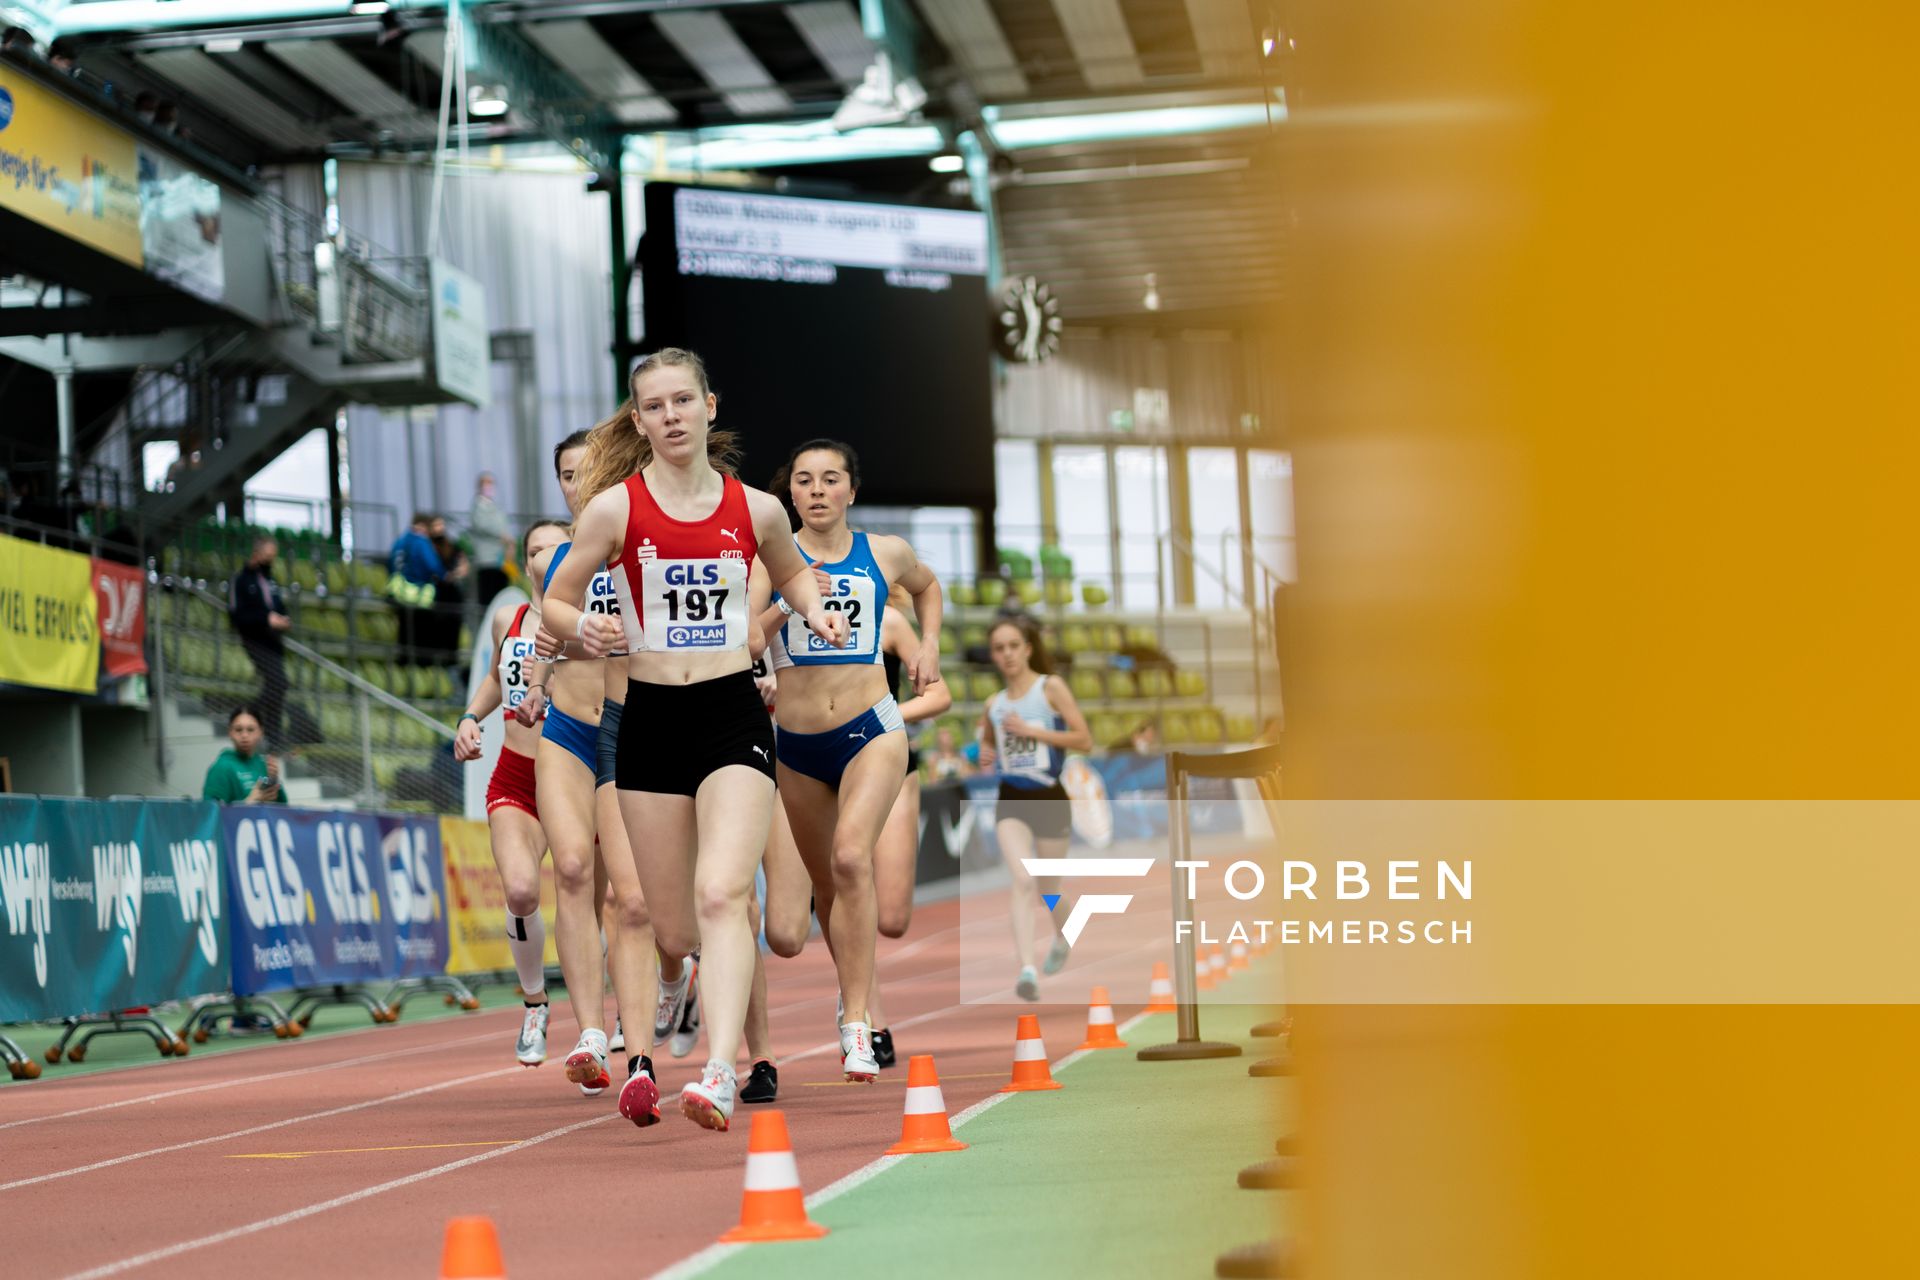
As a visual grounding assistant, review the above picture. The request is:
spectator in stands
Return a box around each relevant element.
[153,100,180,134]
[427,514,469,665]
[467,471,511,606]
[134,90,158,124]
[926,723,974,782]
[1,26,32,54]
[1112,719,1161,755]
[203,706,282,804]
[228,535,291,748]
[389,513,443,665]
[47,37,77,73]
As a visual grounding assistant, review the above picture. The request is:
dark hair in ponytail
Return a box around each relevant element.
[988,616,1053,676]
[768,438,862,508]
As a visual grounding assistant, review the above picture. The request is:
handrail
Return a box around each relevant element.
[1164,530,1252,612]
[181,582,455,741]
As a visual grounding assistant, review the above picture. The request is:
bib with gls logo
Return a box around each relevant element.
[640,558,748,652]
[500,635,538,710]
[586,570,620,617]
[808,572,879,656]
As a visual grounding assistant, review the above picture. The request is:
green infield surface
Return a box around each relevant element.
[683,1003,1293,1280]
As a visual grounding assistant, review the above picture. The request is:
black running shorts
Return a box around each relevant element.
[997,780,1073,841]
[618,670,776,796]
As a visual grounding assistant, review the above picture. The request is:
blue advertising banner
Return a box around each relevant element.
[374,812,449,978]
[0,797,225,1022]
[222,805,448,995]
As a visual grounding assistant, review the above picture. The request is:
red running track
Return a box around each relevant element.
[0,892,1131,1280]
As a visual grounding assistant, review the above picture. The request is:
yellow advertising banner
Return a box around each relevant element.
[439,816,558,976]
[0,534,99,694]
[0,66,143,266]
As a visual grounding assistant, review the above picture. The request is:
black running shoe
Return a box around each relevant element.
[872,1027,896,1069]
[740,1058,779,1104]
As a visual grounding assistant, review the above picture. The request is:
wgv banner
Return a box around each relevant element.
[0,797,225,1022]
[222,806,448,996]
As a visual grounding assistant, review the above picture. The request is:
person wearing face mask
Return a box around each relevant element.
[228,535,292,749]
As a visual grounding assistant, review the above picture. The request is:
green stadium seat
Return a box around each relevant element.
[997,549,1033,579]
[1175,670,1207,699]
[1226,714,1259,743]
[1012,579,1041,606]
[1127,626,1158,650]
[975,578,1006,607]
[1080,584,1110,608]
[968,672,1000,703]
[960,624,989,652]
[949,583,977,608]
[1060,625,1091,654]
[1107,670,1138,699]
[1137,669,1173,700]
[290,562,320,592]
[1190,709,1225,744]
[1043,580,1074,607]
[1069,669,1103,703]
[1163,712,1193,744]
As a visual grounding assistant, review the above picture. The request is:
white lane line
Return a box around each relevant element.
[2,1067,518,1192]
[653,1010,1157,1280]
[60,1113,618,1280]
[0,1016,517,1133]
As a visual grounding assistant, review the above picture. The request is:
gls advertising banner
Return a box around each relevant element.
[0,797,225,1022]
[222,806,447,995]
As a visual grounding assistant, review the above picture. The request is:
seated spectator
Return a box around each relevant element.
[203,706,283,804]
[1,26,33,55]
[925,723,974,782]
[47,37,77,73]
[1111,720,1160,755]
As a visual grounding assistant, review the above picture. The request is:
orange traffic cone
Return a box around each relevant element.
[440,1217,505,1279]
[1229,940,1250,972]
[719,1110,830,1242]
[1001,1014,1064,1092]
[1145,962,1176,1013]
[887,1055,969,1153]
[1078,986,1128,1049]
[1197,947,1220,991]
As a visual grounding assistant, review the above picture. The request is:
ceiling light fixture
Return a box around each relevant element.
[1143,272,1162,311]
[350,2,391,15]
[206,37,244,54]
[928,152,964,173]
[467,86,509,119]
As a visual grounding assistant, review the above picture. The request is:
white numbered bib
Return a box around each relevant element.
[641,558,748,652]
[798,572,879,658]
[1000,730,1051,777]
[586,570,620,617]
[500,636,537,710]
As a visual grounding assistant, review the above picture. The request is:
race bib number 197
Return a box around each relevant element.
[641,558,748,652]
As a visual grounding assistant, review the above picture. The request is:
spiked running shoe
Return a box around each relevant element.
[872,1027,896,1069]
[653,960,695,1046]
[1043,934,1071,975]
[840,1021,879,1083]
[670,975,702,1059]
[618,1055,661,1127]
[515,1002,550,1066]
[680,1059,737,1131]
[565,1029,611,1095]
[1015,965,1041,1002]
[740,1058,779,1104]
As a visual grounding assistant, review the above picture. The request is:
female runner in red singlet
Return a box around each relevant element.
[543,348,843,1131]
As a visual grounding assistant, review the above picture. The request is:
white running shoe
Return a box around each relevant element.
[1043,935,1071,975]
[609,1017,624,1054]
[669,975,702,1059]
[680,1059,737,1131]
[840,1020,879,1083]
[515,1003,550,1066]
[654,960,694,1045]
[565,1029,611,1095]
[1015,965,1041,1002]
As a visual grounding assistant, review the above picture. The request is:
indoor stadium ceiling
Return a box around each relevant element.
[29,0,1284,323]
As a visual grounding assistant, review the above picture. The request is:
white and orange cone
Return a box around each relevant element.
[1229,940,1251,972]
[1145,961,1176,1013]
[1078,986,1128,1050]
[1209,946,1230,987]
[1001,1014,1064,1092]
[887,1055,969,1154]
[1197,946,1221,992]
[718,1110,830,1242]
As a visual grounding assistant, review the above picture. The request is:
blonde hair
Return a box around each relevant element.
[578,348,740,505]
